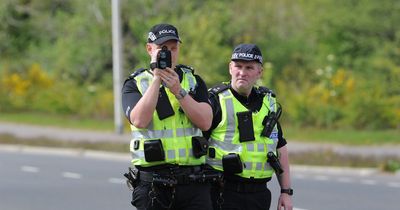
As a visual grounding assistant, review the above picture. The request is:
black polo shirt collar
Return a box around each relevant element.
[229,87,262,112]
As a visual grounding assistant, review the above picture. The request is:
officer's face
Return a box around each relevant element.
[147,40,180,69]
[229,60,262,96]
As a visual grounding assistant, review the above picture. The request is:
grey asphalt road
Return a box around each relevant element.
[1,146,399,210]
[0,147,132,210]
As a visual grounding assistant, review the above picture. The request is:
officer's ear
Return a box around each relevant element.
[146,43,155,56]
[256,63,263,77]
[228,61,234,76]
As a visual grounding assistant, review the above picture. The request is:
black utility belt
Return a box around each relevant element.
[224,180,268,193]
[134,136,209,162]
[139,169,222,186]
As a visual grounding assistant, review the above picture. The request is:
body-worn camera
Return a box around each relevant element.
[261,104,282,137]
[157,46,172,69]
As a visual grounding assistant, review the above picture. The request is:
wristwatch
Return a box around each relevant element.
[175,89,187,100]
[281,188,293,196]
[150,62,157,70]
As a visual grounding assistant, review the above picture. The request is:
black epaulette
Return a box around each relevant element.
[123,68,147,84]
[129,68,147,78]
[208,83,230,96]
[176,64,195,73]
[257,86,276,97]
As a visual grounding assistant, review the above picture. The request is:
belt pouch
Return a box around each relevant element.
[222,153,243,174]
[144,139,165,162]
[192,136,209,158]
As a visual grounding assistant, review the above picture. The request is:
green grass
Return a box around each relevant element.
[1,111,399,145]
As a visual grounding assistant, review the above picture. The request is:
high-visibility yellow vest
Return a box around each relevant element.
[130,67,204,167]
[207,87,279,179]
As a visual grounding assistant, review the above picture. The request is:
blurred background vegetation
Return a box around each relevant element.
[1,0,399,133]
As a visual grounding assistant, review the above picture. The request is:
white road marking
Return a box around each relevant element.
[360,179,377,185]
[337,177,353,183]
[294,174,306,179]
[62,172,82,179]
[387,182,400,188]
[21,165,39,173]
[108,177,126,184]
[314,175,329,181]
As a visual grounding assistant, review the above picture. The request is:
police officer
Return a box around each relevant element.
[122,23,213,210]
[204,44,293,210]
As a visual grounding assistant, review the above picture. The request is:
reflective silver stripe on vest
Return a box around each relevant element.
[267,135,278,152]
[267,93,275,112]
[182,68,196,91]
[176,127,202,137]
[257,143,265,152]
[222,91,235,143]
[179,148,186,157]
[139,77,150,93]
[244,161,252,170]
[168,150,175,159]
[245,143,267,152]
[209,138,242,152]
[256,162,263,170]
[132,126,201,140]
[132,129,174,140]
[132,151,144,160]
[247,143,254,152]
[207,158,222,168]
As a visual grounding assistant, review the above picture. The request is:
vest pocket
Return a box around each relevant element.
[144,139,165,162]
[222,153,243,174]
[192,136,209,158]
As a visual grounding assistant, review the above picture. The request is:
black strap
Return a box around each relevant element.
[138,166,221,185]
[257,86,276,97]
[208,83,230,96]
[176,64,195,73]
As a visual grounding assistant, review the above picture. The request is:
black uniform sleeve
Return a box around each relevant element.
[191,75,210,104]
[276,121,287,148]
[202,93,222,139]
[121,78,142,123]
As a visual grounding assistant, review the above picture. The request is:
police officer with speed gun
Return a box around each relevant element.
[122,23,217,210]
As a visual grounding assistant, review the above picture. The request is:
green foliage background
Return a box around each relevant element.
[1,0,399,130]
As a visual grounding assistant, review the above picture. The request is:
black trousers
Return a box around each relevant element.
[132,180,212,210]
[211,181,271,210]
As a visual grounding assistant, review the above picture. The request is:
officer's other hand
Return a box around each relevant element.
[150,48,161,63]
[159,68,180,94]
[277,193,293,210]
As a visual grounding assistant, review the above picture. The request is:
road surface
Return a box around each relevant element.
[1,145,399,210]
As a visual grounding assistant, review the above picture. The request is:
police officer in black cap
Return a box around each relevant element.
[122,23,213,210]
[205,44,293,210]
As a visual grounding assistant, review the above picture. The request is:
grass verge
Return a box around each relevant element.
[2,134,399,172]
[1,112,399,145]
